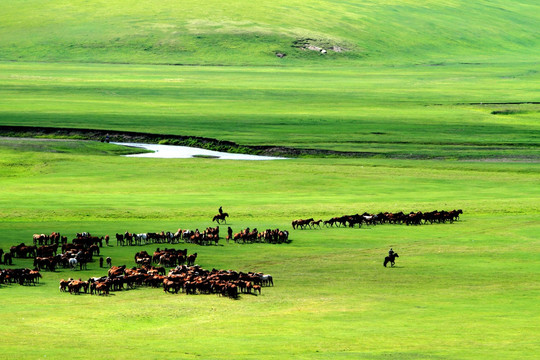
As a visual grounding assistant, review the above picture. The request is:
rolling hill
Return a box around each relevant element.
[0,0,538,65]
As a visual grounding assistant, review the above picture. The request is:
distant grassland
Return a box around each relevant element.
[0,0,538,65]
[1,61,538,159]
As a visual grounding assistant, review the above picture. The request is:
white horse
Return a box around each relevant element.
[69,258,78,270]
[183,230,193,240]
[135,233,148,245]
[259,274,274,286]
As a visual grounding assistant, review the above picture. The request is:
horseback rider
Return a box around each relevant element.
[389,248,395,257]
[219,206,223,215]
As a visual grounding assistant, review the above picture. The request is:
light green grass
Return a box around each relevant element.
[0,0,538,65]
[0,141,538,359]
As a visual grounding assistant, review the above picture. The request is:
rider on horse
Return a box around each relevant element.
[389,248,394,257]
[219,206,223,215]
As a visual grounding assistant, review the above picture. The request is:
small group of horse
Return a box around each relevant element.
[135,249,198,268]
[183,226,220,246]
[149,248,199,268]
[291,218,320,230]
[228,227,289,244]
[32,232,67,246]
[116,227,220,247]
[0,268,42,286]
[162,265,272,298]
[294,209,463,229]
[61,264,168,295]
[32,239,106,272]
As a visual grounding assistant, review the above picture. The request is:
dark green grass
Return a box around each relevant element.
[0,140,538,358]
[0,137,149,156]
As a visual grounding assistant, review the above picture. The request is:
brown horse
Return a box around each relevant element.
[212,213,229,224]
[310,219,323,228]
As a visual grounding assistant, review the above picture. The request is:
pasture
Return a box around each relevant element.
[0,0,539,357]
[0,0,538,65]
[1,61,539,160]
[0,139,538,359]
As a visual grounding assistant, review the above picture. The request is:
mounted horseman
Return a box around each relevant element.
[384,248,399,267]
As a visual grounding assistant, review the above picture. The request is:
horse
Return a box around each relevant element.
[68,258,78,270]
[187,253,198,266]
[383,253,399,267]
[310,219,323,228]
[212,213,229,224]
[106,257,112,268]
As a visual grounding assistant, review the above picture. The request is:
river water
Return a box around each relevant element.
[111,142,287,160]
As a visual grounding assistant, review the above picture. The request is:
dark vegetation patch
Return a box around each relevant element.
[458,102,540,105]
[191,154,220,159]
[491,109,531,115]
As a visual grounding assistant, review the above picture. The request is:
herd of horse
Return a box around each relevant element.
[60,253,273,298]
[292,209,463,229]
[1,208,459,294]
[2,231,275,299]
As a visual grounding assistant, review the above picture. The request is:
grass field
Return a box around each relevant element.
[1,0,539,357]
[1,0,539,65]
[1,61,539,159]
[0,140,539,359]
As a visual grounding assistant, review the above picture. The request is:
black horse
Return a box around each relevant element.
[383,253,399,267]
[212,213,229,224]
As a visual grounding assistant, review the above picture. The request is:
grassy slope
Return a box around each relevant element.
[0,141,538,359]
[0,61,538,158]
[0,0,538,65]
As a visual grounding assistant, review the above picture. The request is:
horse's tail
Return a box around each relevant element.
[383,257,388,267]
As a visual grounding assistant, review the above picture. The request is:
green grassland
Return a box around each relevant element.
[1,61,538,159]
[0,0,538,159]
[1,0,539,65]
[0,0,539,357]
[0,140,539,359]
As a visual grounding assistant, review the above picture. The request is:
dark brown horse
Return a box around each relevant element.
[383,253,399,267]
[212,213,229,224]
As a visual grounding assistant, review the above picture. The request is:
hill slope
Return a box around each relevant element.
[0,0,539,65]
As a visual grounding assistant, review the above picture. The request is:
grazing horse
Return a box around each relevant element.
[212,213,229,224]
[68,258,78,270]
[383,253,399,267]
[4,253,12,265]
[186,253,198,266]
[116,233,124,246]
